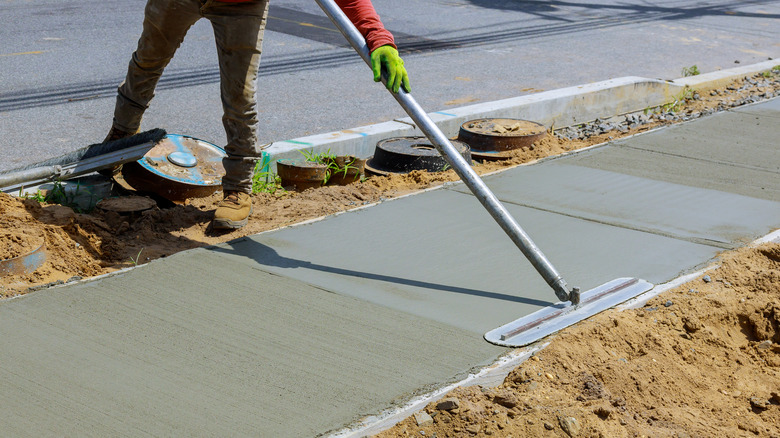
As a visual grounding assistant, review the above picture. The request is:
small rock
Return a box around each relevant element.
[758,340,772,350]
[594,406,613,419]
[619,418,627,426]
[493,391,519,409]
[465,424,481,434]
[664,300,674,307]
[437,398,460,411]
[414,411,434,427]
[558,416,581,436]
[545,373,555,381]
[750,397,768,410]
[683,315,703,333]
[544,422,554,430]
[702,275,711,283]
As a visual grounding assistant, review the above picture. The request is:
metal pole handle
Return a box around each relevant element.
[314,0,578,304]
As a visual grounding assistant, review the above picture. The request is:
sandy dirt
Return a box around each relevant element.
[0,73,778,297]
[373,242,780,438]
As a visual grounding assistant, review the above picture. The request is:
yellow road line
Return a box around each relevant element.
[0,50,46,57]
[268,15,339,32]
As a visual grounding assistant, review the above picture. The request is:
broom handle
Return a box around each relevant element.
[315,0,578,304]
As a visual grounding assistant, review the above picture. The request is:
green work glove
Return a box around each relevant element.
[370,45,411,93]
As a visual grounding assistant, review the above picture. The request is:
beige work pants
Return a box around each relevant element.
[112,0,270,193]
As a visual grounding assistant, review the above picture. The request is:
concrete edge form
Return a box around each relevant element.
[328,227,780,438]
[263,60,777,169]
[673,59,780,90]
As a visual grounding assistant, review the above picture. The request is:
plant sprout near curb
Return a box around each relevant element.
[251,154,285,195]
[299,148,362,184]
[682,65,700,77]
[20,180,96,213]
[129,248,144,266]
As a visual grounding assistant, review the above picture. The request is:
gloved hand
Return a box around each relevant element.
[370,45,411,93]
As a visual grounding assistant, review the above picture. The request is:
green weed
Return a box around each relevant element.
[129,248,144,266]
[251,154,285,195]
[20,180,95,212]
[20,189,47,203]
[299,149,360,184]
[660,87,696,113]
[681,65,700,77]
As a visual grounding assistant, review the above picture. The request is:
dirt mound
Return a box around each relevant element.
[375,243,780,438]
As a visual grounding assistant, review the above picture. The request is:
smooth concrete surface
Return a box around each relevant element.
[615,111,779,173]
[0,253,501,437]
[213,190,720,334]
[569,145,780,202]
[455,160,780,247]
[734,95,780,119]
[1,98,778,437]
[568,102,780,202]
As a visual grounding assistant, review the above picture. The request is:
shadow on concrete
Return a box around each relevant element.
[213,238,554,307]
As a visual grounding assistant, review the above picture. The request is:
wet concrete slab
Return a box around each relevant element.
[614,110,778,173]
[214,189,720,335]
[455,159,780,247]
[0,253,501,437]
[567,145,780,201]
[733,97,780,118]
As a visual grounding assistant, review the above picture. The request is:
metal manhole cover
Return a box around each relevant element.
[457,118,546,161]
[365,136,471,175]
[121,134,227,202]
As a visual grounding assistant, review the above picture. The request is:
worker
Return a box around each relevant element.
[105,0,410,229]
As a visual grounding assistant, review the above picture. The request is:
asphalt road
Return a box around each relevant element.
[1,0,778,172]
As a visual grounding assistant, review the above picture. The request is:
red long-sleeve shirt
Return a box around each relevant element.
[219,0,395,51]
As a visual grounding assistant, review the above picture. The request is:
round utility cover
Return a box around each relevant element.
[365,137,471,175]
[457,118,546,161]
[121,134,227,202]
[97,196,157,213]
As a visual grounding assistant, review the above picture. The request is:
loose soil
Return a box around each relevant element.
[0,72,778,297]
[373,242,780,438]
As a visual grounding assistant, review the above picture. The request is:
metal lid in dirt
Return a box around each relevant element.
[0,239,46,277]
[120,134,227,202]
[458,118,547,161]
[365,136,471,175]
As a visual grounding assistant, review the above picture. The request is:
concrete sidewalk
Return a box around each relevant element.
[1,99,778,436]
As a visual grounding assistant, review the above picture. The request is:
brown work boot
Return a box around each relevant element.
[103,126,139,143]
[213,190,253,230]
[100,126,139,178]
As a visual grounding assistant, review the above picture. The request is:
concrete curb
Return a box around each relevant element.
[672,59,779,90]
[264,60,777,169]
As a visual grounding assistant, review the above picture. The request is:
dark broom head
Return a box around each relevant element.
[8,128,167,173]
